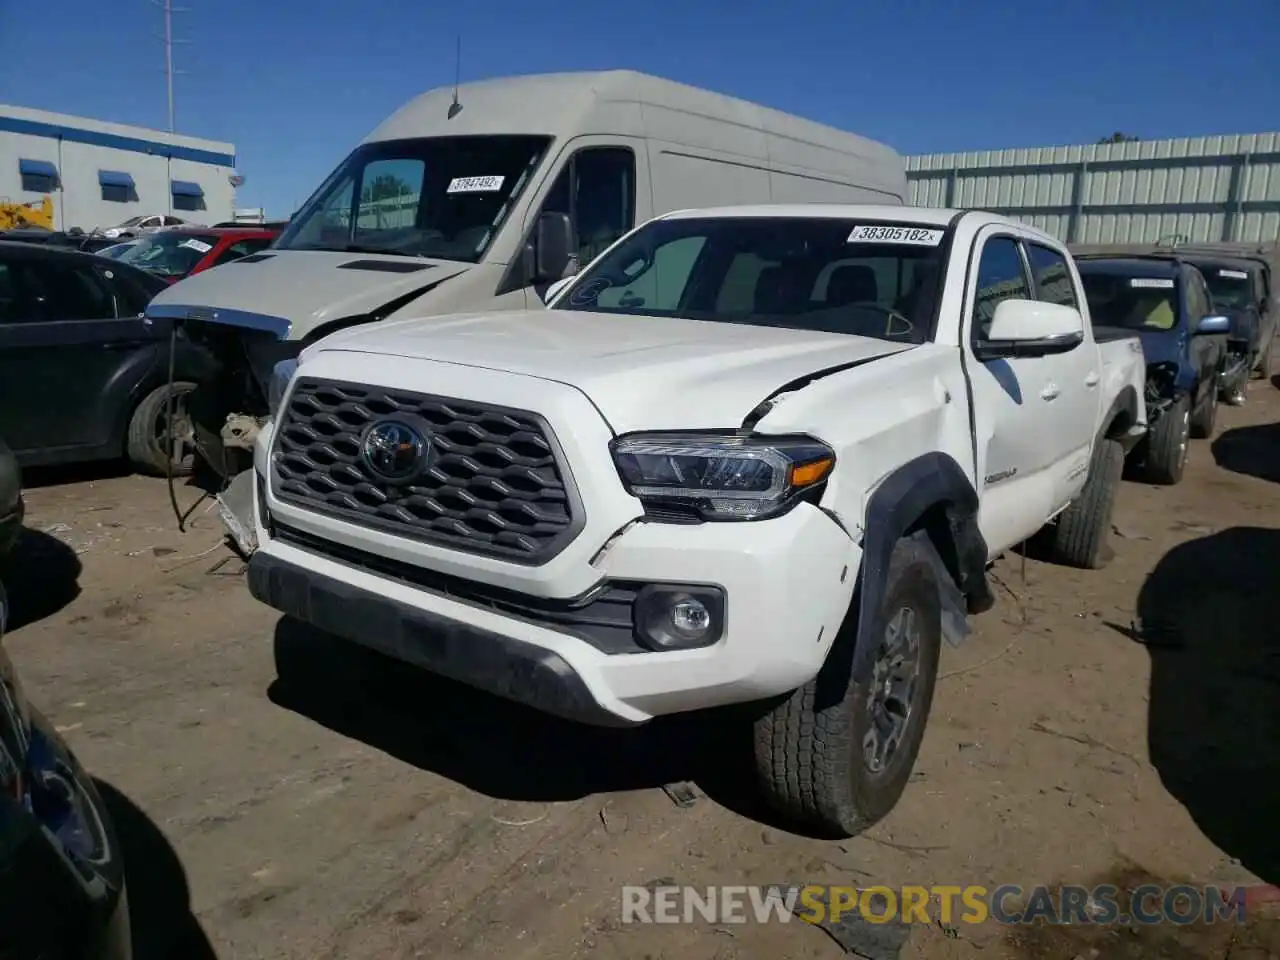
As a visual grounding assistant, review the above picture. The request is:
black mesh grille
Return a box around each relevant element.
[271,378,578,563]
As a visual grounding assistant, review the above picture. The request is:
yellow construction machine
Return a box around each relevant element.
[0,196,54,231]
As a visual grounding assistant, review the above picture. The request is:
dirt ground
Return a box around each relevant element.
[6,379,1280,960]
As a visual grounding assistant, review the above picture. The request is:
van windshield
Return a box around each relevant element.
[554,217,948,344]
[275,135,551,263]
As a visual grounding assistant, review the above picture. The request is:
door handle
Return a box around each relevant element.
[1085,372,1100,388]
[1040,384,1060,401]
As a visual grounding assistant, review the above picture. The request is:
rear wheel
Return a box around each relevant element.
[1049,437,1124,568]
[754,533,942,837]
[126,381,196,476]
[1143,395,1190,485]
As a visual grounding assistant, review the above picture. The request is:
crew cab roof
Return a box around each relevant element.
[656,204,1041,235]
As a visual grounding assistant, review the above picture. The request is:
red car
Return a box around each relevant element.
[115,226,280,284]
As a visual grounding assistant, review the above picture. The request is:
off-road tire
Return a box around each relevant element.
[1189,385,1218,439]
[1143,395,1191,485]
[126,381,196,477]
[1049,437,1124,568]
[753,532,943,838]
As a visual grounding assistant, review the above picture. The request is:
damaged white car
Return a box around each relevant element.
[244,205,1146,835]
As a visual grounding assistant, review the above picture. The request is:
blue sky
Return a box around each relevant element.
[2,0,1276,218]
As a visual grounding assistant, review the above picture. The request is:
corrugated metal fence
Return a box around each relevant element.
[907,133,1280,245]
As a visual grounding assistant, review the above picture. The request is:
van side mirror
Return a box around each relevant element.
[974,299,1085,361]
[529,212,577,283]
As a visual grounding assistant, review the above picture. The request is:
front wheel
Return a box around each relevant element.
[1189,384,1218,439]
[126,381,197,476]
[753,533,942,837]
[1143,396,1191,485]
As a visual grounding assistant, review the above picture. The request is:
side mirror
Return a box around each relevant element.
[544,276,573,305]
[1194,314,1231,335]
[528,212,577,283]
[975,299,1085,361]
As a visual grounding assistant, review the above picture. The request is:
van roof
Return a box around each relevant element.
[366,69,901,169]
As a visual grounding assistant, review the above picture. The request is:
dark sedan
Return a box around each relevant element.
[0,241,203,475]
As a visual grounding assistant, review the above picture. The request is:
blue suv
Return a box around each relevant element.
[1076,255,1231,485]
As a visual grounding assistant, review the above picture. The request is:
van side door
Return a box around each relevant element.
[509,137,652,307]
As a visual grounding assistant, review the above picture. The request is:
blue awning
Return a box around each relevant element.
[98,170,135,188]
[170,180,204,198]
[18,158,58,179]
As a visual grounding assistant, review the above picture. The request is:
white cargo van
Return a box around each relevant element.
[147,70,907,480]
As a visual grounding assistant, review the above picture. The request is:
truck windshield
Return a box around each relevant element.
[555,217,948,344]
[1200,265,1254,311]
[1080,273,1180,331]
[275,135,551,263]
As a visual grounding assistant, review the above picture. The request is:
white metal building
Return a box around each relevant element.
[908,132,1280,245]
[0,104,237,232]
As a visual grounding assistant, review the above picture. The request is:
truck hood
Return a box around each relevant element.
[312,308,914,434]
[146,250,471,337]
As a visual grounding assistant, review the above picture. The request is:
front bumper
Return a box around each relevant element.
[250,473,861,726]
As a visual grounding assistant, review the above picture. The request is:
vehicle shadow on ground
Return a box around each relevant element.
[0,528,81,630]
[1212,421,1280,483]
[1134,526,1280,884]
[267,617,774,822]
[94,779,217,960]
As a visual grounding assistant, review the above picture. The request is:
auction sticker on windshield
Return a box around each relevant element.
[447,175,505,194]
[1219,269,1249,280]
[180,239,213,253]
[847,225,944,246]
[1130,278,1175,289]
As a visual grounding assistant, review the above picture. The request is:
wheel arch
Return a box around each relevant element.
[1099,383,1141,447]
[849,452,992,680]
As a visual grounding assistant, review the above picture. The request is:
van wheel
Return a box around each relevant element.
[754,533,942,838]
[1049,437,1124,568]
[127,382,197,476]
[1143,395,1190,485]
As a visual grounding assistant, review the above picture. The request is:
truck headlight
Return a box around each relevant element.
[267,358,299,418]
[611,433,835,521]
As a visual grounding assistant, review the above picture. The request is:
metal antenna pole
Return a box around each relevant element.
[154,0,188,132]
[164,0,175,131]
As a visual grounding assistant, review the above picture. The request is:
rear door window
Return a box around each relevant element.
[1025,243,1078,308]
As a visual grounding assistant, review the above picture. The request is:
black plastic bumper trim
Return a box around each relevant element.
[248,551,638,727]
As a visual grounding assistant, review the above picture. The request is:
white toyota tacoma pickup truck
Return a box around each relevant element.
[247,205,1147,836]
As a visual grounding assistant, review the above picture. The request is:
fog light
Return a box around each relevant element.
[634,585,725,651]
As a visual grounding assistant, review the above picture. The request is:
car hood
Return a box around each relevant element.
[311,308,915,434]
[145,250,472,337]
